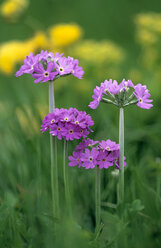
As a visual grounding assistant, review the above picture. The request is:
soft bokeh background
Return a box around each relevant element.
[0,0,161,247]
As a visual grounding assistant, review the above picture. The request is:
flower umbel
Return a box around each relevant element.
[16,50,84,82]
[89,79,153,110]
[68,138,126,170]
[41,108,94,141]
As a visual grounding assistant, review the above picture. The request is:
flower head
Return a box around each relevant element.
[16,50,84,83]
[68,138,126,170]
[41,108,94,141]
[89,79,153,110]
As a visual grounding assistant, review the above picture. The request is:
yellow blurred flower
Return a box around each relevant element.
[36,104,48,120]
[28,32,48,51]
[73,79,91,93]
[136,28,157,45]
[48,23,82,47]
[141,48,158,69]
[135,13,161,33]
[0,32,47,74]
[70,40,124,64]
[128,69,143,82]
[16,106,40,136]
[0,0,28,20]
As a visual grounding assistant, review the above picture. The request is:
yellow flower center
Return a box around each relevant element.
[75,121,79,124]
[106,146,110,150]
[51,119,55,123]
[69,129,73,134]
[57,127,61,131]
[59,67,63,72]
[44,72,49,77]
[89,157,93,161]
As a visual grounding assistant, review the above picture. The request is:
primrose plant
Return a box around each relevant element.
[89,79,153,206]
[16,51,153,234]
[41,107,94,215]
[16,50,84,218]
[69,137,126,227]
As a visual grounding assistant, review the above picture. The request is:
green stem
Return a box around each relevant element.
[95,166,101,227]
[49,82,59,219]
[101,97,118,106]
[156,173,161,200]
[63,140,72,216]
[118,107,124,205]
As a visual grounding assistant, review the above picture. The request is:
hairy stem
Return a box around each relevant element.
[118,107,124,205]
[95,166,101,227]
[63,140,72,216]
[49,82,59,219]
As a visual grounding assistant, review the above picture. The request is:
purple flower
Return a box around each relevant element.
[72,114,85,128]
[99,139,119,151]
[38,50,54,62]
[79,128,89,138]
[87,138,99,147]
[41,112,59,133]
[133,83,153,109]
[50,123,66,140]
[81,148,99,169]
[112,150,127,169]
[97,150,114,169]
[61,123,81,141]
[32,62,58,83]
[75,139,91,151]
[84,114,94,127]
[59,110,73,122]
[55,57,73,75]
[68,151,82,167]
[53,52,64,62]
[88,86,103,109]
[120,79,134,91]
[70,58,84,79]
[75,138,98,151]
[16,53,38,77]
[105,79,121,95]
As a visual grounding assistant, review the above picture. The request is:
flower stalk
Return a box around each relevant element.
[95,166,101,227]
[118,107,124,205]
[63,140,72,216]
[49,81,59,219]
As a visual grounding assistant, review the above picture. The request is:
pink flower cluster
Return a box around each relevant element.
[68,138,126,170]
[89,79,153,109]
[16,50,84,83]
[41,108,94,141]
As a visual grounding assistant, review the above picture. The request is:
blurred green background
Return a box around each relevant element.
[0,0,161,247]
